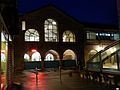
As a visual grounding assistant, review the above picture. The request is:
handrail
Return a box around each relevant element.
[87,40,120,63]
[102,49,120,63]
[103,40,120,51]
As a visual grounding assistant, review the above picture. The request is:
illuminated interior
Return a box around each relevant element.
[1,32,8,89]
[63,30,75,42]
[103,53,118,69]
[45,50,60,61]
[63,49,76,60]
[25,29,39,41]
[22,21,26,30]
[31,52,41,61]
[24,51,41,61]
[44,19,58,42]
[45,53,54,61]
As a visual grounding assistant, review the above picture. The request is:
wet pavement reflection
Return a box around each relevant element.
[13,70,114,90]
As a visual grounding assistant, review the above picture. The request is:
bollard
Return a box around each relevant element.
[35,67,38,82]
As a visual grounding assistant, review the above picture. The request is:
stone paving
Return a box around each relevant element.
[13,70,117,90]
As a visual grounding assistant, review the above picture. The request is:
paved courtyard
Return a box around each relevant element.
[13,70,117,90]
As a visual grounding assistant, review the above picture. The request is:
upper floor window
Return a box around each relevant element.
[22,21,26,30]
[87,31,120,40]
[25,29,39,41]
[87,31,96,40]
[113,34,120,40]
[44,19,58,42]
[96,33,113,40]
[63,30,75,42]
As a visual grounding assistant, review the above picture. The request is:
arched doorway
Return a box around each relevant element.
[62,49,77,67]
[31,52,41,61]
[63,49,77,60]
[88,50,98,59]
[45,53,54,61]
[45,50,60,61]
[24,54,30,62]
[24,51,42,70]
[44,50,60,69]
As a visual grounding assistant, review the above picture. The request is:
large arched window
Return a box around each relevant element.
[63,30,75,42]
[25,29,39,41]
[44,19,58,42]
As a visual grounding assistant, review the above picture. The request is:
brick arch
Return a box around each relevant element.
[45,49,60,60]
[63,49,77,60]
[24,49,42,61]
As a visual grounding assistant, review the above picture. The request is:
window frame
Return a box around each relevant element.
[44,19,58,42]
[63,30,75,42]
[25,29,39,42]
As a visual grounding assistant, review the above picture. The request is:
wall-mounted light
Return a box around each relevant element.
[22,21,26,30]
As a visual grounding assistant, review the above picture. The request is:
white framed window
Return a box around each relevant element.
[44,19,58,42]
[63,30,75,42]
[22,21,26,30]
[25,29,39,41]
[32,52,41,61]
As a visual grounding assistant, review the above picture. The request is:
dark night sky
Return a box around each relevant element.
[18,0,118,27]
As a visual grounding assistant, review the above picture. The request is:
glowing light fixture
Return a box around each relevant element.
[31,49,37,52]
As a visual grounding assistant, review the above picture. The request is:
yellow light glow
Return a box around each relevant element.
[109,47,116,53]
[96,45,104,52]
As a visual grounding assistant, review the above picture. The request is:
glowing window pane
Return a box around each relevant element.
[52,21,56,25]
[63,30,75,42]
[1,53,5,62]
[25,29,39,41]
[44,19,58,42]
[32,52,41,61]
[22,21,26,30]
[24,54,30,61]
[45,53,54,61]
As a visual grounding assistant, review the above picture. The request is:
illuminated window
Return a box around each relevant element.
[32,52,41,61]
[25,29,39,41]
[22,21,26,30]
[1,52,6,62]
[63,49,76,60]
[24,54,30,61]
[96,33,113,40]
[113,34,120,40]
[45,53,54,61]
[44,19,58,42]
[63,31,75,42]
[1,32,8,89]
[87,31,96,39]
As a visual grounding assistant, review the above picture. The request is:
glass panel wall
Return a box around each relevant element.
[1,32,8,89]
[87,31,120,40]
[103,54,118,70]
[87,31,96,40]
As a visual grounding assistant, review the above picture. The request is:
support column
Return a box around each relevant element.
[41,57,45,71]
[7,41,13,89]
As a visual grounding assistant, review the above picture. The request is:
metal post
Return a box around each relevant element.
[35,67,38,83]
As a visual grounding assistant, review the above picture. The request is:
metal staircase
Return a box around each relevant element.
[87,40,120,73]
